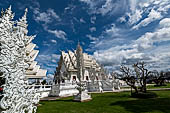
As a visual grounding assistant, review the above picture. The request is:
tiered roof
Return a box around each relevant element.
[18,9,47,79]
[25,42,47,79]
[60,50,101,72]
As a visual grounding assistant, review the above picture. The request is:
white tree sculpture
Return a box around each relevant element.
[0,7,39,113]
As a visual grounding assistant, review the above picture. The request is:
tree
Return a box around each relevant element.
[120,62,151,94]
[133,62,151,93]
[150,70,166,86]
[120,65,138,94]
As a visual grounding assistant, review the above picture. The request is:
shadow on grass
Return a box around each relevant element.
[110,98,170,113]
[55,99,74,102]
[96,92,131,99]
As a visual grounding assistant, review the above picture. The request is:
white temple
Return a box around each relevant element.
[50,43,120,97]
[53,43,107,84]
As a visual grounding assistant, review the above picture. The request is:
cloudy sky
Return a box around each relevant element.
[1,0,170,75]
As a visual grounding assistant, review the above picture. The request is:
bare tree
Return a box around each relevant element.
[120,62,151,94]
[120,65,138,94]
[133,62,151,93]
[150,70,166,86]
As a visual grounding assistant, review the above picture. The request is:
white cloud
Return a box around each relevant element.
[125,0,170,29]
[79,0,127,16]
[86,34,98,41]
[132,9,162,30]
[89,27,96,32]
[88,23,123,50]
[98,0,113,16]
[90,16,96,24]
[36,54,60,74]
[48,29,67,40]
[44,74,54,83]
[105,24,119,35]
[51,40,57,44]
[35,45,39,49]
[135,19,170,50]
[34,8,60,24]
[43,41,50,46]
[80,18,86,23]
[79,0,96,7]
[118,16,126,23]
[129,0,137,13]
[51,54,60,59]
[159,18,170,28]
[92,18,170,71]
[127,9,143,25]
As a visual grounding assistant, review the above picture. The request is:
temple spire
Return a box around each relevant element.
[76,41,83,53]
[18,8,28,28]
[76,42,84,81]
[4,6,14,20]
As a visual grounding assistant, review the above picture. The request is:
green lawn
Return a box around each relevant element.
[120,83,170,89]
[147,83,170,89]
[37,91,170,113]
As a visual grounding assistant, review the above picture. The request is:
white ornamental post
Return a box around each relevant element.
[0,7,39,113]
[73,43,92,102]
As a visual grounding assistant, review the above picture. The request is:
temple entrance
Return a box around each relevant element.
[73,76,76,81]
[96,76,98,80]
[86,76,89,81]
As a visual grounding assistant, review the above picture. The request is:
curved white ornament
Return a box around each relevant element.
[0,7,40,113]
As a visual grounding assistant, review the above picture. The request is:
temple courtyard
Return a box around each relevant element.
[37,90,170,113]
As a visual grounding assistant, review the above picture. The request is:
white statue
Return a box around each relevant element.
[0,6,39,113]
[73,43,91,102]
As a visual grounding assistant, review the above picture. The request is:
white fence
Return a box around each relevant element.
[28,85,52,98]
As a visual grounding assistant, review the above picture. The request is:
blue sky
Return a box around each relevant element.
[1,0,170,76]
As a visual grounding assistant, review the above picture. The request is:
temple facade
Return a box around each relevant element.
[50,44,120,97]
[53,43,107,84]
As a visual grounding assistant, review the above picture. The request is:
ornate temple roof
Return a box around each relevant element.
[59,45,101,72]
[25,37,47,79]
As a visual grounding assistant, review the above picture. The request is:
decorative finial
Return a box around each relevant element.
[8,5,12,11]
[24,8,28,17]
[1,8,4,16]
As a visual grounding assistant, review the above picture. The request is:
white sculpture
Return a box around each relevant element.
[0,7,39,113]
[73,43,92,102]
[73,82,91,102]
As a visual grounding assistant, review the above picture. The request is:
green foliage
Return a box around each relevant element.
[37,91,170,113]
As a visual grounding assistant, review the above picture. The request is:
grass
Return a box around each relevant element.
[37,90,170,113]
[147,83,170,89]
[120,83,170,89]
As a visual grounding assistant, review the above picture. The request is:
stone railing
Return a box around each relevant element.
[27,85,52,98]
[50,83,79,97]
